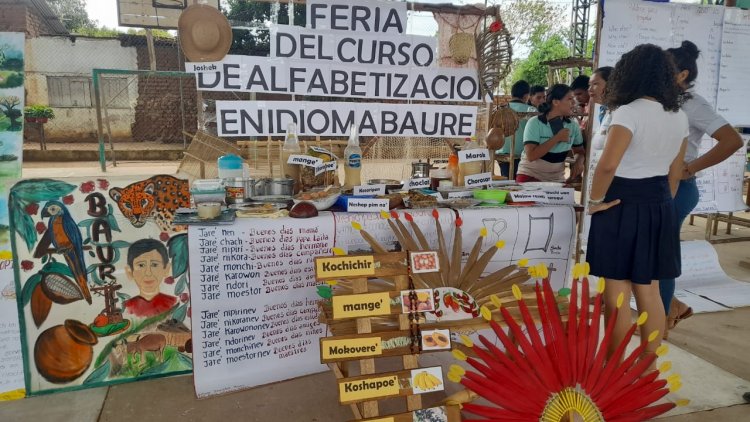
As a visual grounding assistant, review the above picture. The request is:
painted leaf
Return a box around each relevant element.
[141,352,193,376]
[30,283,52,327]
[110,240,130,249]
[117,292,131,303]
[88,251,96,258]
[41,255,48,264]
[172,303,188,322]
[83,238,91,245]
[107,211,121,232]
[21,273,44,307]
[83,360,111,384]
[10,179,76,252]
[316,285,333,299]
[42,261,74,277]
[174,274,187,295]
[86,263,98,274]
[167,234,188,277]
[11,201,37,252]
[77,219,95,229]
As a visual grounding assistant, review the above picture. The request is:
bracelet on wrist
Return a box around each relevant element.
[588,197,605,206]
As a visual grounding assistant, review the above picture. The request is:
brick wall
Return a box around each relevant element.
[121,36,198,143]
[0,4,30,35]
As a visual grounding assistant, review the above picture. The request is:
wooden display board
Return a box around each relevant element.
[315,251,460,421]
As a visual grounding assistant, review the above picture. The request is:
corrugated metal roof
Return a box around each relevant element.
[27,0,70,35]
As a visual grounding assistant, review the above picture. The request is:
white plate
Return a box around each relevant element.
[520,181,564,190]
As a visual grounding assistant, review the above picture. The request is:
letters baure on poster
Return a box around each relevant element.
[9,175,193,394]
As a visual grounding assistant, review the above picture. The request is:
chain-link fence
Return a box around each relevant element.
[21,1,501,178]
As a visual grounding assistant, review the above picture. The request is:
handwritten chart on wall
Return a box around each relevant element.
[693,135,750,213]
[600,0,724,106]
[716,8,750,126]
[188,217,334,398]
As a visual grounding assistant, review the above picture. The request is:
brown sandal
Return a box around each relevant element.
[667,306,693,330]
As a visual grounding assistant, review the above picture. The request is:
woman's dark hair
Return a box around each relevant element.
[667,40,700,88]
[594,66,613,82]
[537,83,572,115]
[606,44,681,112]
[570,75,590,91]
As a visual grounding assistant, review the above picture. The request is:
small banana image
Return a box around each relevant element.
[413,370,443,392]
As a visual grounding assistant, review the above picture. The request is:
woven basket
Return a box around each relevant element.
[491,106,520,137]
[449,32,476,65]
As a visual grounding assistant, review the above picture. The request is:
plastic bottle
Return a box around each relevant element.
[447,150,459,186]
[217,154,244,179]
[280,123,301,190]
[343,124,362,189]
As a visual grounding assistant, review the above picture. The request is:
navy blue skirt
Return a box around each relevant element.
[587,175,680,284]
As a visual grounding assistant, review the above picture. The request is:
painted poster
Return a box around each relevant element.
[9,175,193,395]
[0,32,25,400]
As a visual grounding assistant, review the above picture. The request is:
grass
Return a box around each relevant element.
[0,71,23,89]
[0,161,21,178]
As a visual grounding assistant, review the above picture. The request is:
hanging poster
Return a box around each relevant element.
[9,175,193,395]
[0,31,25,400]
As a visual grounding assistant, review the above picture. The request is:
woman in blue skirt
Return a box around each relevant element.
[587,44,689,363]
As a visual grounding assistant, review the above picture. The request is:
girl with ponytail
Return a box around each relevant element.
[660,40,745,335]
[516,84,586,183]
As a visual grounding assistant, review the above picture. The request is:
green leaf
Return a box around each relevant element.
[42,261,74,277]
[10,198,37,252]
[172,303,188,322]
[117,292,131,303]
[557,287,571,298]
[86,263,98,274]
[41,255,48,263]
[21,273,44,307]
[78,219,95,229]
[316,285,332,299]
[107,212,121,232]
[83,238,91,245]
[88,250,96,258]
[110,240,130,249]
[167,234,189,277]
[174,274,187,295]
[11,179,76,202]
[83,360,111,384]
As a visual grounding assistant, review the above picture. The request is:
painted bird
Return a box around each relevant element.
[40,201,92,304]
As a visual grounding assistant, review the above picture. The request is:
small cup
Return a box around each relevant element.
[197,202,221,219]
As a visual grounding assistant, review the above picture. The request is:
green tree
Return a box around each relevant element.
[47,0,97,32]
[0,95,22,131]
[224,0,306,56]
[511,29,570,86]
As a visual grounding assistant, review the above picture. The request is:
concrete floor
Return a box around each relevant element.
[2,161,749,421]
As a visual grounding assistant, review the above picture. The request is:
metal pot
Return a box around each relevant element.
[411,162,431,179]
[253,178,294,198]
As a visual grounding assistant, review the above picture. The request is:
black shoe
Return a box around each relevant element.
[744,392,750,403]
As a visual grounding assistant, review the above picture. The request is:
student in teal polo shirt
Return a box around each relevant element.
[517,84,586,183]
[498,80,536,179]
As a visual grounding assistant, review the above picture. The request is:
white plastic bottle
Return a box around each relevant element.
[343,124,362,190]
[281,123,301,188]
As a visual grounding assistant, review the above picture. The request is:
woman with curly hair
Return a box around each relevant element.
[516,84,586,183]
[660,41,744,335]
[586,44,688,363]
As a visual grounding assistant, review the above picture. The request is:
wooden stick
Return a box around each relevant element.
[432,209,451,287]
[381,211,410,251]
[449,216,463,286]
[352,222,388,254]
[457,229,487,288]
[390,211,420,251]
[465,265,519,295]
[459,241,504,290]
[404,212,430,250]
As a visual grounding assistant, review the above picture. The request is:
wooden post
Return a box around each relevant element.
[145,29,157,71]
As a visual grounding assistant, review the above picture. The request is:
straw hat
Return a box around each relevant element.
[178,4,232,62]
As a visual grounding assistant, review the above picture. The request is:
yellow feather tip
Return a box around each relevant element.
[648,330,660,342]
[676,399,691,407]
[460,335,474,348]
[637,312,648,326]
[659,361,672,373]
[597,277,605,294]
[518,258,529,268]
[669,382,683,393]
[667,374,681,383]
[479,227,488,237]
[351,221,362,230]
[572,264,581,280]
[656,344,669,357]
[583,262,591,276]
[380,210,390,219]
[447,372,462,384]
[325,280,339,286]
[480,305,492,321]
[490,294,503,309]
[449,364,466,377]
[512,285,522,301]
[528,266,537,278]
[541,264,549,278]
[451,349,467,361]
[495,240,505,249]
[332,247,346,256]
[616,292,625,308]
